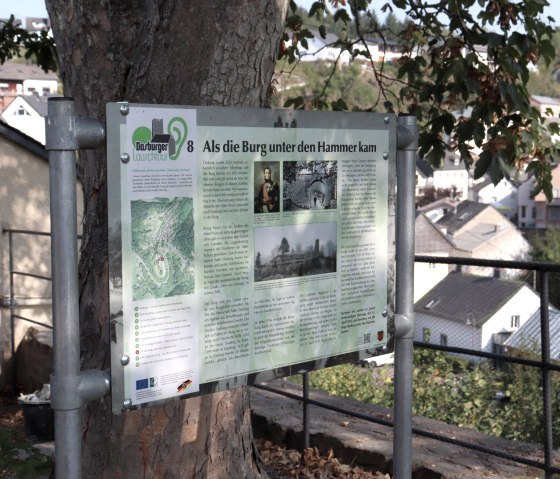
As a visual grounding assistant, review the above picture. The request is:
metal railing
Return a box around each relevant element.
[255,255,560,479]
[3,228,54,358]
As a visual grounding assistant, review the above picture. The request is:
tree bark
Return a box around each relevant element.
[44,1,288,476]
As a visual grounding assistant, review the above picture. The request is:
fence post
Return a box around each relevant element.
[46,97,108,479]
[539,270,553,478]
[393,114,417,479]
[303,371,310,449]
[8,230,15,391]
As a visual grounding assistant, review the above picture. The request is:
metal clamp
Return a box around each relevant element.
[394,313,414,340]
[50,369,111,411]
[45,97,105,151]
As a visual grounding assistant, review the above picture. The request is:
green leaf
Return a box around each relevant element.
[331,98,348,111]
[308,1,325,18]
[284,96,305,110]
[333,8,351,23]
[474,150,492,180]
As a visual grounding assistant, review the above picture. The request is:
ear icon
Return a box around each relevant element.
[167,117,188,160]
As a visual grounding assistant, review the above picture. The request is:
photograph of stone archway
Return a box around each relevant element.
[283,160,337,211]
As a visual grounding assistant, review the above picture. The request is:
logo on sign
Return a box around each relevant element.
[132,117,190,161]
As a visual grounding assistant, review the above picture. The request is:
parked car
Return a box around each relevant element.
[361,352,394,368]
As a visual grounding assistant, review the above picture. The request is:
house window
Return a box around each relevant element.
[15,106,29,116]
[511,315,520,328]
[440,334,448,346]
[550,207,560,221]
[521,206,526,218]
[425,298,440,309]
[532,207,536,219]
[422,328,431,343]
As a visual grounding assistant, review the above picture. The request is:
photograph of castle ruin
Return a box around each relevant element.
[254,222,337,282]
[283,160,337,211]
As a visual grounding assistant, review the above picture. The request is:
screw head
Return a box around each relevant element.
[383,152,389,160]
[121,355,130,366]
[384,116,390,124]
[120,153,130,164]
[120,104,129,115]
[123,399,132,409]
[382,309,388,317]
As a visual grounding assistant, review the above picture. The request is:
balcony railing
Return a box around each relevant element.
[256,255,560,479]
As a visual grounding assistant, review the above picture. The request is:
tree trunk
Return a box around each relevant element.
[44,1,288,476]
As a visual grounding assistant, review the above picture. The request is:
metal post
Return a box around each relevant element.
[8,231,14,358]
[8,231,16,392]
[303,371,310,449]
[48,97,82,479]
[393,115,417,479]
[46,97,108,479]
[539,270,553,478]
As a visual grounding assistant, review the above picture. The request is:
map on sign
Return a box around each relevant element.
[130,196,195,300]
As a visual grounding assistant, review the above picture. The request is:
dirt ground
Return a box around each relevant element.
[0,391,388,479]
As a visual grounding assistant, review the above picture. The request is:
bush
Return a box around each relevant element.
[299,348,560,446]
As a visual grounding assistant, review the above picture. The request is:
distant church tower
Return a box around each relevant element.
[314,238,319,254]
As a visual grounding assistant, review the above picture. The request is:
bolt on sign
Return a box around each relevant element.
[106,104,396,413]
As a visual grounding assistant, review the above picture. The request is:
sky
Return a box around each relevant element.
[0,0,559,29]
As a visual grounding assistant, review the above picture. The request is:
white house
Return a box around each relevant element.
[470,176,518,221]
[414,212,456,301]
[534,164,560,229]
[361,37,404,63]
[415,157,434,199]
[418,197,460,223]
[429,153,470,201]
[517,174,537,228]
[502,308,560,359]
[415,272,542,355]
[291,32,351,65]
[0,94,54,144]
[0,61,58,111]
[530,95,560,118]
[434,200,531,278]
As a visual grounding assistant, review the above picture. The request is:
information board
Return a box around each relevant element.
[106,104,397,413]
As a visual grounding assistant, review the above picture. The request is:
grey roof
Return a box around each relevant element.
[417,197,460,214]
[416,157,434,178]
[438,152,467,171]
[414,271,526,326]
[19,94,54,117]
[414,211,456,252]
[0,118,47,160]
[531,95,560,106]
[436,200,489,235]
[471,176,493,193]
[503,308,560,359]
[0,61,58,81]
